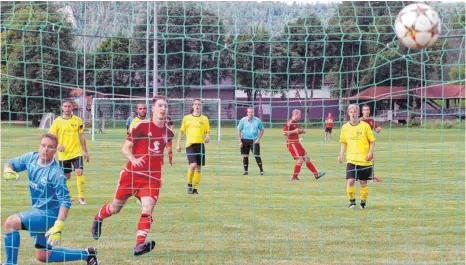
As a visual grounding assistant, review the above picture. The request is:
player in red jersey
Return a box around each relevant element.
[361,105,382,182]
[283,109,326,180]
[324,112,334,142]
[91,96,174,256]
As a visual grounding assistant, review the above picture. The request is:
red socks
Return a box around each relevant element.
[293,164,302,179]
[136,213,153,246]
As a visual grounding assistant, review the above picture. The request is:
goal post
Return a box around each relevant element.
[91,97,222,142]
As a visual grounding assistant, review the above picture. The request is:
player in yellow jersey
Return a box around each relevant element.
[176,98,210,194]
[49,101,89,204]
[129,104,148,132]
[338,104,375,209]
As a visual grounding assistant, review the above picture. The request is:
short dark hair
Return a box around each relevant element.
[151,95,167,105]
[41,133,58,148]
[362,104,371,110]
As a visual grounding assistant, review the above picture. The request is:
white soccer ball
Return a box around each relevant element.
[394,3,441,49]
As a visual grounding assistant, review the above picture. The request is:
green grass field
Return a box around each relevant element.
[1,125,465,265]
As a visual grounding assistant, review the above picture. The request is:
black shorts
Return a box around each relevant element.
[325,127,333,133]
[241,139,260,156]
[346,163,373,181]
[186,143,205,166]
[59,156,83,174]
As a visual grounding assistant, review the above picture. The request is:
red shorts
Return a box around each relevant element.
[115,170,161,201]
[287,143,307,159]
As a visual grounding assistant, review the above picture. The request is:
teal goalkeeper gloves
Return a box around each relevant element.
[3,168,19,181]
[45,220,65,246]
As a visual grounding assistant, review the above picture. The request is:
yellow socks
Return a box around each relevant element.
[66,178,74,201]
[360,186,369,201]
[193,171,201,189]
[187,170,194,185]
[347,186,356,201]
[77,175,85,198]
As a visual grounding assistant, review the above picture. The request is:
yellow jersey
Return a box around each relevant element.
[180,114,210,147]
[339,121,375,166]
[49,115,84,161]
[129,116,148,132]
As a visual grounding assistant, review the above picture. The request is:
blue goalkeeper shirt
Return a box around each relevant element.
[7,152,71,215]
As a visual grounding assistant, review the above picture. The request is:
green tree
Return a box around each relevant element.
[322,1,446,98]
[90,3,229,98]
[1,3,76,124]
[231,27,305,101]
[281,15,326,92]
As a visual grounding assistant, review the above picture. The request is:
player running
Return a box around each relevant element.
[91,96,174,256]
[2,134,98,265]
[361,105,382,182]
[49,101,89,204]
[283,109,326,180]
[338,104,376,209]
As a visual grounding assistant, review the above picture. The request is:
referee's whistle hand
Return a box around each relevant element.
[57,145,65,152]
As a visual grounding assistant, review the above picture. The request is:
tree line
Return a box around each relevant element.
[1,1,464,121]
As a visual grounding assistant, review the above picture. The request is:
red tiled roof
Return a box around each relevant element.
[345,84,465,100]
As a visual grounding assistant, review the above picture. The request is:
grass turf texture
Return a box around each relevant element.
[1,125,464,265]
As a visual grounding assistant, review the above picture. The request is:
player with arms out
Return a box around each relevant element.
[91,96,174,256]
[338,104,376,209]
[361,104,382,182]
[176,98,210,194]
[324,112,334,142]
[2,134,98,265]
[49,101,89,205]
[283,109,326,180]
[129,103,148,132]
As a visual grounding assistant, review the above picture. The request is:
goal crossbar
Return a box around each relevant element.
[91,97,222,142]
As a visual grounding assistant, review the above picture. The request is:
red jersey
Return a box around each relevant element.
[325,117,334,128]
[284,119,300,143]
[361,118,380,130]
[125,121,174,174]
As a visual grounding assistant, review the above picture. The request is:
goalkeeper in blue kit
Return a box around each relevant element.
[2,134,98,265]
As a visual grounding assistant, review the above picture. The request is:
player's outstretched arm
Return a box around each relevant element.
[4,153,31,180]
[3,163,19,181]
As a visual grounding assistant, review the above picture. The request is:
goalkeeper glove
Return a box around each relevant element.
[45,219,65,246]
[3,168,19,181]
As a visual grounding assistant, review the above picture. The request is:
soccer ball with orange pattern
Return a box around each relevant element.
[394,3,441,49]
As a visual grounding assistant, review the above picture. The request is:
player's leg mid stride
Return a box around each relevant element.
[92,191,157,256]
[290,154,326,181]
[283,109,325,181]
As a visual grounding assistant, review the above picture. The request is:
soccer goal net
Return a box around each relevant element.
[38,113,55,129]
[91,97,222,141]
[1,1,465,265]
